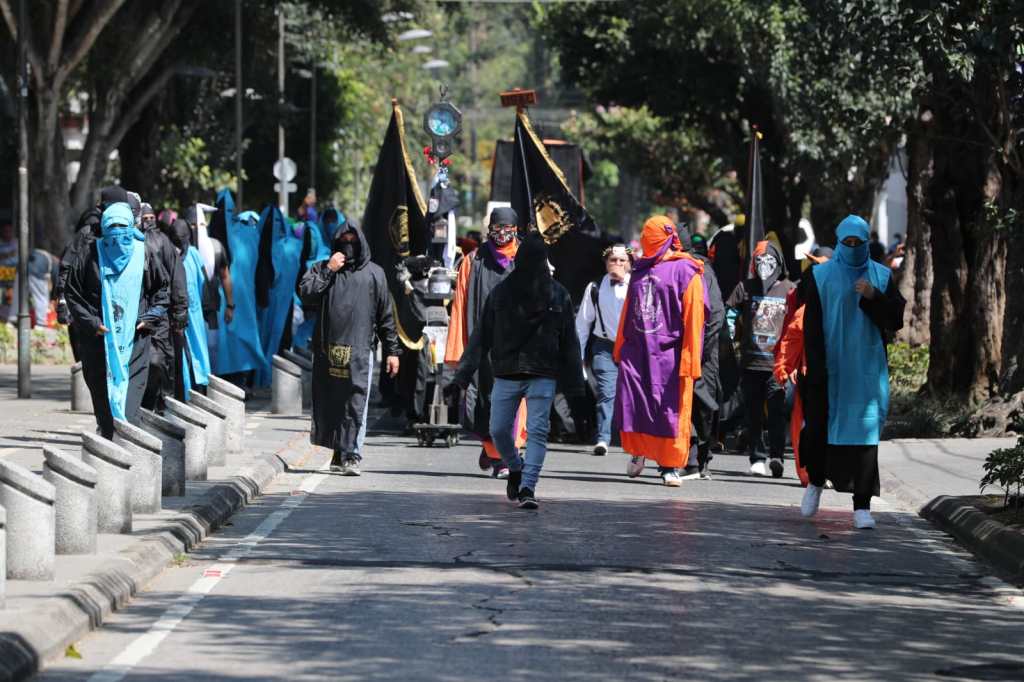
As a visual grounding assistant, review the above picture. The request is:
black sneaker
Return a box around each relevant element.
[478,449,492,471]
[769,458,784,479]
[517,487,538,509]
[680,465,701,480]
[339,458,362,476]
[329,451,343,472]
[506,470,522,500]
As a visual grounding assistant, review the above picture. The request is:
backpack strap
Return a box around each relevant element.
[590,278,608,339]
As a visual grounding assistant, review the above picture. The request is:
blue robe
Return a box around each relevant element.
[293,219,331,351]
[255,205,303,386]
[98,225,146,421]
[213,191,266,378]
[181,246,211,399]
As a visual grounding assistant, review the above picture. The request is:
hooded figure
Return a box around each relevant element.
[135,196,188,410]
[452,232,584,508]
[444,206,524,476]
[299,220,401,473]
[64,202,170,438]
[679,226,724,477]
[254,204,303,386]
[214,204,266,379]
[800,216,905,529]
[170,218,211,399]
[726,240,795,477]
[613,216,708,487]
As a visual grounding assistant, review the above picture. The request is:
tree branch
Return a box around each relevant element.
[0,0,46,88]
[107,62,178,151]
[56,0,129,89]
[48,0,70,74]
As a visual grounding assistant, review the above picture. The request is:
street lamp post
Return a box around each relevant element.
[235,0,244,207]
[277,4,287,215]
[310,64,317,193]
[16,0,30,399]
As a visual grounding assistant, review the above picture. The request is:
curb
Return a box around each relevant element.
[920,495,1024,585]
[0,429,318,682]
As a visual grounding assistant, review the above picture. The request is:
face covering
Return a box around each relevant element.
[98,203,144,275]
[755,253,779,281]
[489,226,517,247]
[835,215,871,268]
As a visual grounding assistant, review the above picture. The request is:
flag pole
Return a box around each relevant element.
[514,109,534,230]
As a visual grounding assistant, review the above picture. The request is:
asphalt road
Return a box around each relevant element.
[36,432,1024,682]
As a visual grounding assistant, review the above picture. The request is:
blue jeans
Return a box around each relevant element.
[489,376,557,492]
[590,338,618,445]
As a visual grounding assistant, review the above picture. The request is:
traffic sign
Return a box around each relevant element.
[274,182,298,193]
[273,157,297,182]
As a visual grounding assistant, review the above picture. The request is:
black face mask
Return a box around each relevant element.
[339,241,357,264]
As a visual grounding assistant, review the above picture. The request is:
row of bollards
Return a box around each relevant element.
[273,352,310,415]
[0,373,249,599]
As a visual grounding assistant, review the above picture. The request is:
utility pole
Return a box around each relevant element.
[277,4,287,215]
[309,64,316,194]
[16,0,30,399]
[235,0,244,207]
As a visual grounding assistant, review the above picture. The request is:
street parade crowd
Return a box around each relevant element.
[44,170,907,531]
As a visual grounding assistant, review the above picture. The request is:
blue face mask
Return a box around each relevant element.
[836,240,868,267]
[834,215,871,269]
[98,203,144,275]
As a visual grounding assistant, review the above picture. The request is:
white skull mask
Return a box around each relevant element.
[755,253,778,281]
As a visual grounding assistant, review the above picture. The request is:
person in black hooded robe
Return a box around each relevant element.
[299,220,401,476]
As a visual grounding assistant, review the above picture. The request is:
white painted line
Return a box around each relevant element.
[86,472,327,682]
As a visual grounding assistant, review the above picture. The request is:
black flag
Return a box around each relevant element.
[362,101,429,291]
[745,127,766,279]
[510,109,606,304]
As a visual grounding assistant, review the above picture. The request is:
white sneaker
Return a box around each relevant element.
[853,510,876,529]
[593,442,608,457]
[662,471,682,487]
[626,456,645,478]
[749,460,768,477]
[801,484,823,517]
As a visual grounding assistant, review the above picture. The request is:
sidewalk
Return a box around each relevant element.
[0,364,325,681]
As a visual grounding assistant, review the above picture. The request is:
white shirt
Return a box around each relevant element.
[575,273,629,357]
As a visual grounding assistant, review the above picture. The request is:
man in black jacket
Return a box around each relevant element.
[450,233,585,509]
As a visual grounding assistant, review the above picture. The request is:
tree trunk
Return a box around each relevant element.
[119,97,164,198]
[896,118,933,347]
[31,88,72,254]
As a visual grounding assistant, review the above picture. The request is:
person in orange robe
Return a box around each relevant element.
[613,216,707,486]
[445,207,525,477]
[774,246,832,487]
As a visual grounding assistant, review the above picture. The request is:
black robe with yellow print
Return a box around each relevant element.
[299,223,401,454]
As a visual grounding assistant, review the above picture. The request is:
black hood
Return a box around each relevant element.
[505,232,553,313]
[331,218,371,270]
[752,241,787,292]
[169,219,192,252]
[99,186,128,210]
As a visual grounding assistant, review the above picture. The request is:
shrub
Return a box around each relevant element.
[980,436,1024,515]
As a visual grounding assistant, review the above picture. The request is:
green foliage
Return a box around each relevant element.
[888,343,930,393]
[0,323,13,364]
[155,128,239,210]
[981,437,1024,514]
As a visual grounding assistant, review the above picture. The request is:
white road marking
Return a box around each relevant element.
[0,446,22,458]
[85,471,328,682]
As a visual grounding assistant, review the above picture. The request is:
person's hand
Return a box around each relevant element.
[788,369,799,385]
[443,382,461,400]
[855,279,877,300]
[327,252,346,272]
[136,320,149,332]
[385,355,400,377]
[96,324,108,336]
[224,306,234,324]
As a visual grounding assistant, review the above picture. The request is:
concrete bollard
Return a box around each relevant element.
[163,398,209,481]
[186,393,229,466]
[0,460,56,580]
[43,446,98,555]
[206,375,246,454]
[112,420,163,514]
[282,349,313,409]
[70,361,93,413]
[0,505,5,606]
[80,432,133,534]
[138,409,187,497]
[272,354,303,415]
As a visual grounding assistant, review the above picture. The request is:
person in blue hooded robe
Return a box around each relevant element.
[255,204,303,386]
[168,219,211,399]
[64,202,170,438]
[799,215,906,530]
[210,192,266,382]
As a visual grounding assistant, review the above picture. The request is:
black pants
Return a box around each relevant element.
[809,444,878,511]
[80,334,151,439]
[690,399,715,471]
[742,369,786,463]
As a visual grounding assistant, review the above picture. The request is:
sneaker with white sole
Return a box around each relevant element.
[593,442,608,457]
[749,460,768,477]
[853,509,876,529]
[662,470,682,487]
[801,484,823,517]
[339,458,361,476]
[626,456,645,478]
[680,466,701,481]
[769,458,784,478]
